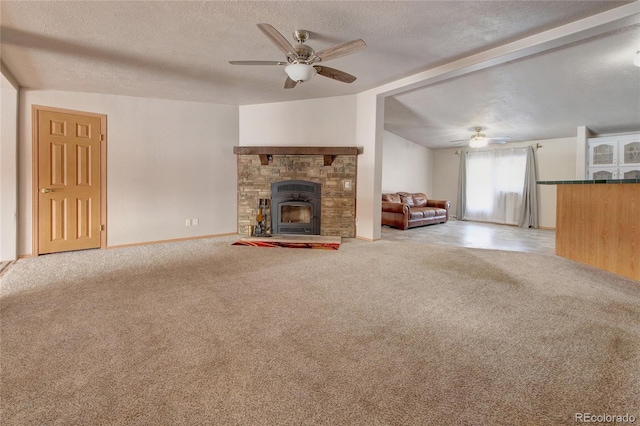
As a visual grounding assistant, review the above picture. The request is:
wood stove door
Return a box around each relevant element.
[273,201,319,234]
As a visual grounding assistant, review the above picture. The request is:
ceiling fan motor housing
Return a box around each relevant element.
[294,44,316,63]
[288,32,316,82]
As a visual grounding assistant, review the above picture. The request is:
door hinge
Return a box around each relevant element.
[101,224,105,231]
[100,134,105,142]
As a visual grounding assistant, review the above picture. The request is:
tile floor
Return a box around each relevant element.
[381,219,556,255]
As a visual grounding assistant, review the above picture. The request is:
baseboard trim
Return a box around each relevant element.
[0,260,18,277]
[107,233,237,250]
[355,236,380,242]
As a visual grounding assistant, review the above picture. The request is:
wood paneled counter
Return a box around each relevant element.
[538,179,639,281]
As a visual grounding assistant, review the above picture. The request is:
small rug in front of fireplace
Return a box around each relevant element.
[232,235,341,250]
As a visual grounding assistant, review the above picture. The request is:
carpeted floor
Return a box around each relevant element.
[1,236,639,425]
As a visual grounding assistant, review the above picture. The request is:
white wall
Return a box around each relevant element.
[239,95,357,146]
[536,137,577,228]
[382,131,433,195]
[355,91,384,241]
[19,90,238,255]
[1,67,19,261]
[576,126,591,179]
[431,148,460,215]
[432,137,577,229]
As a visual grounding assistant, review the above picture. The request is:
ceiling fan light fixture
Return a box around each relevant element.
[634,51,640,67]
[469,127,488,147]
[285,63,317,83]
[469,135,488,148]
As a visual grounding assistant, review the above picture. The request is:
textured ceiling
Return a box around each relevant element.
[1,1,638,148]
[386,25,640,147]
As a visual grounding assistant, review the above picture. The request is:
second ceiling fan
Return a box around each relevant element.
[229,23,366,89]
[450,127,511,148]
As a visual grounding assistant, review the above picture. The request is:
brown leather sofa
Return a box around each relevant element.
[382,192,451,230]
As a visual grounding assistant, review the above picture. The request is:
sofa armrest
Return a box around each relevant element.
[382,201,409,214]
[426,200,451,210]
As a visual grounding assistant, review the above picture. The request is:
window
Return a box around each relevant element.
[465,148,528,225]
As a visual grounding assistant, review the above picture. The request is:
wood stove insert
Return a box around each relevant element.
[271,180,321,235]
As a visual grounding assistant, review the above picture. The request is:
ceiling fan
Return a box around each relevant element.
[450,127,511,148]
[229,23,366,89]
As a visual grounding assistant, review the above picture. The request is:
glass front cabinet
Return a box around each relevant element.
[587,134,640,179]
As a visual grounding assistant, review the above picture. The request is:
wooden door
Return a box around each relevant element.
[37,109,103,254]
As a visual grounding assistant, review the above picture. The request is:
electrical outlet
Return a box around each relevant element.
[185,219,191,226]
[343,180,351,190]
[192,218,199,225]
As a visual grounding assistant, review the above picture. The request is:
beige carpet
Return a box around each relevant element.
[1,236,639,425]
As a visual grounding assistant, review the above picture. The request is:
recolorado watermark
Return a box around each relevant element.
[575,413,636,423]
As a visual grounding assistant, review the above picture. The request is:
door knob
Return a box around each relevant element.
[40,188,52,193]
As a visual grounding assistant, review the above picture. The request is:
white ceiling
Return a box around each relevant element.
[1,1,639,148]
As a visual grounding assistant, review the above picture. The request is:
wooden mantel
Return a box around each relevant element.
[233,146,362,166]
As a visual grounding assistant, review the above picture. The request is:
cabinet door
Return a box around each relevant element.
[618,167,640,179]
[588,167,617,180]
[588,140,618,166]
[619,140,640,166]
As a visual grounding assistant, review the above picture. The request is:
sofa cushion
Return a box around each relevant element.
[409,207,437,219]
[422,209,436,219]
[434,208,447,217]
[413,193,428,207]
[397,192,415,207]
[409,210,424,219]
[382,193,401,203]
[408,207,448,220]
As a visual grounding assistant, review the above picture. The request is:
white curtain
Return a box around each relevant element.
[456,150,468,220]
[465,147,528,225]
[519,145,539,228]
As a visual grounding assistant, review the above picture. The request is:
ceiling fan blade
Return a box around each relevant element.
[229,60,287,65]
[284,77,297,89]
[315,39,366,62]
[257,23,298,61]
[314,66,356,83]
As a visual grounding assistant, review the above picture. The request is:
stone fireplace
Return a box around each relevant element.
[234,146,360,237]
